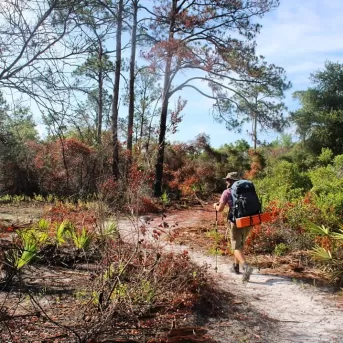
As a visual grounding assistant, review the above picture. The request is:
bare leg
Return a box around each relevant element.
[234,249,246,265]
[231,225,253,282]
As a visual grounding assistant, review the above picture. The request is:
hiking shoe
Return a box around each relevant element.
[230,263,240,274]
[242,264,253,283]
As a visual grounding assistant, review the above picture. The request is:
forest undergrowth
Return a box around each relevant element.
[1,197,342,342]
[0,199,242,343]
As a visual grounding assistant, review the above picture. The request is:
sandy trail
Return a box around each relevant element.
[115,207,343,343]
[190,250,343,343]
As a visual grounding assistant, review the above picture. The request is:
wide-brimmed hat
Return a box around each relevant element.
[223,172,240,180]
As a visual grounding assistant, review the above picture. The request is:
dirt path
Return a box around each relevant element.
[2,202,343,342]
[117,205,343,343]
[189,250,343,343]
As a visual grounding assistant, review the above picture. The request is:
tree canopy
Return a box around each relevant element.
[141,0,289,195]
[292,61,343,155]
[0,0,291,197]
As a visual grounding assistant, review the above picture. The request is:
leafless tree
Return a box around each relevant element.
[0,0,92,110]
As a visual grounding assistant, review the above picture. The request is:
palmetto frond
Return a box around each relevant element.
[56,220,74,246]
[309,245,332,262]
[331,229,343,242]
[305,221,330,236]
[36,218,50,230]
[72,227,91,250]
[15,243,37,269]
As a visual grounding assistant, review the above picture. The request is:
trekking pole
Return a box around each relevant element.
[214,209,218,273]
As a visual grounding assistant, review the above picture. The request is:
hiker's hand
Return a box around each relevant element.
[213,203,219,210]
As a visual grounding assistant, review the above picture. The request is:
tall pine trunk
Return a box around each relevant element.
[252,111,257,150]
[97,44,103,144]
[153,0,176,197]
[111,0,123,178]
[127,0,138,160]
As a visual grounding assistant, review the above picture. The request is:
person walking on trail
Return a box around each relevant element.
[213,171,253,282]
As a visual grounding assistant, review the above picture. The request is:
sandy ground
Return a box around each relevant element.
[116,208,343,343]
[190,250,343,343]
[1,202,343,342]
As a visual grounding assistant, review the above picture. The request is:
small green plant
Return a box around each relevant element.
[12,231,39,269]
[274,243,289,256]
[139,279,155,304]
[332,229,343,241]
[36,218,50,230]
[111,283,129,300]
[310,246,332,262]
[161,191,169,206]
[208,246,222,256]
[306,222,343,285]
[205,229,222,241]
[103,263,115,280]
[206,229,224,256]
[306,221,330,236]
[75,290,89,303]
[72,227,91,250]
[56,220,74,246]
[13,195,25,203]
[20,228,49,245]
[92,291,101,306]
[77,199,90,209]
[104,221,119,237]
[34,194,44,202]
[318,147,333,166]
[46,194,55,203]
[15,243,37,269]
[0,194,12,203]
[5,225,51,271]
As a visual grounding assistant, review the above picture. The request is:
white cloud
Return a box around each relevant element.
[256,0,343,72]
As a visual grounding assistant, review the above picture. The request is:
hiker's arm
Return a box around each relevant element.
[214,190,229,212]
[213,202,225,212]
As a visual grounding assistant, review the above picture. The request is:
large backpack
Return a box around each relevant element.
[230,180,261,220]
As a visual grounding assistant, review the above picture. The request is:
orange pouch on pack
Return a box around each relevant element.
[236,212,272,228]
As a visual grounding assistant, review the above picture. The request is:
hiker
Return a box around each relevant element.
[213,171,253,282]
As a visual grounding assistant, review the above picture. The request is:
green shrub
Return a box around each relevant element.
[333,154,343,170]
[255,160,311,204]
[274,243,289,256]
[309,164,343,224]
[306,222,343,285]
[318,148,334,166]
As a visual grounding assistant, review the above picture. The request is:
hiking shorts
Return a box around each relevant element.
[228,221,251,250]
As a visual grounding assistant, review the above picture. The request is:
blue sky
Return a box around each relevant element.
[7,0,342,147]
[170,0,343,148]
